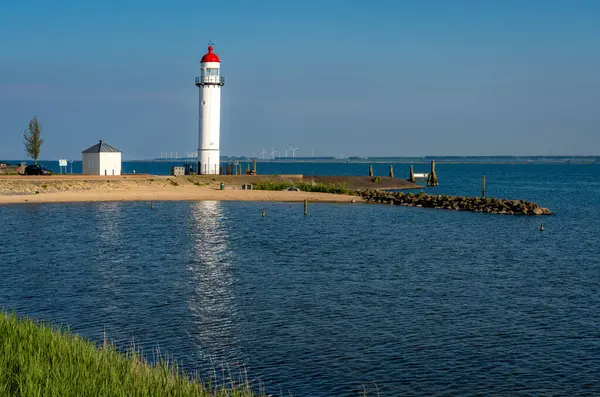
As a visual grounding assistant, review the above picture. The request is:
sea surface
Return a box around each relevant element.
[1,163,599,396]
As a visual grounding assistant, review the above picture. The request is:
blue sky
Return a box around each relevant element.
[1,0,599,159]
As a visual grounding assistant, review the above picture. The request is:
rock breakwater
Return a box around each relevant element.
[358,190,552,215]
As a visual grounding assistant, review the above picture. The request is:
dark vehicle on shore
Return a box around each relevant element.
[24,164,53,175]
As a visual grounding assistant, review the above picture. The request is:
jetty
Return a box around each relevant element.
[358,190,552,216]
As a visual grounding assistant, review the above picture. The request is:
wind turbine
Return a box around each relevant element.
[288,147,298,158]
[269,148,276,159]
[260,148,268,159]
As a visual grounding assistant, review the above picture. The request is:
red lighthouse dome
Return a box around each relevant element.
[201,45,220,63]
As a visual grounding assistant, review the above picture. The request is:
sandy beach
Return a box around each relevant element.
[0,175,365,205]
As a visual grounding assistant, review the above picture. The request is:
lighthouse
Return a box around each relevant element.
[195,44,224,175]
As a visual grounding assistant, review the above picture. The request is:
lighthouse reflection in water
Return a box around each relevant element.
[186,201,243,370]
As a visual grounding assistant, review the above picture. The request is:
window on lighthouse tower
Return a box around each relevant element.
[205,68,219,76]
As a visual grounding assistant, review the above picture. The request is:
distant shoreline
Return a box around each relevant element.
[2,158,599,166]
[135,159,600,165]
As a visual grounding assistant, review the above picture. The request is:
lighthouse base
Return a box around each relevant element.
[197,150,220,175]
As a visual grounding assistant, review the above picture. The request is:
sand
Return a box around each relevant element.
[0,176,363,205]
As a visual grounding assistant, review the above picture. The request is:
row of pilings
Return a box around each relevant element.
[357,190,552,215]
[368,161,439,187]
[221,159,258,175]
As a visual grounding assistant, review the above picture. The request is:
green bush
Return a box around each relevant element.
[253,180,349,194]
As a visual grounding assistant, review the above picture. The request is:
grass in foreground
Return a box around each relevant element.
[0,312,263,397]
[253,180,349,194]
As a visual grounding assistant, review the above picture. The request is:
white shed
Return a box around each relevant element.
[82,140,122,176]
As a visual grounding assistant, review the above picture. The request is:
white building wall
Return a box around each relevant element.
[99,152,122,176]
[82,152,121,175]
[199,86,221,174]
[82,153,100,175]
[198,61,222,175]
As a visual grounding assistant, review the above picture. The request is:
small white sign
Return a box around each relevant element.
[59,159,68,167]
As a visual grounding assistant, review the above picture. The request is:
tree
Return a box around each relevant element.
[23,116,44,164]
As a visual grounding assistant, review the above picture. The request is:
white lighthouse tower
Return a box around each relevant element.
[195,44,224,174]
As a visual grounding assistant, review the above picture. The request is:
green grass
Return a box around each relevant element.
[0,312,263,397]
[253,180,349,194]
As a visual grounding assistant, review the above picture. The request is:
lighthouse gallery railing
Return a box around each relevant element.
[195,76,225,86]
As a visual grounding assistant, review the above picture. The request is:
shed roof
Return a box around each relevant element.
[82,140,121,153]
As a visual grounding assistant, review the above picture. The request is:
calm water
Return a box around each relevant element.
[1,164,599,396]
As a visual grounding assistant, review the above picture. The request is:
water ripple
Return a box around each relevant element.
[1,165,600,396]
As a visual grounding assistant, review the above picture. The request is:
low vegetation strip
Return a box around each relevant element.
[358,190,552,215]
[253,180,350,194]
[0,312,262,397]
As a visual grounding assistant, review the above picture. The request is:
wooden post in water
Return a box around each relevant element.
[409,165,416,183]
[482,175,486,198]
[369,165,374,177]
[427,160,439,186]
[389,165,394,178]
[253,159,257,174]
[236,164,241,175]
[304,200,308,216]
[246,164,251,174]
[219,166,223,175]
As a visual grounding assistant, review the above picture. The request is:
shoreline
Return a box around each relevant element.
[0,176,365,205]
[0,174,423,205]
[0,188,362,205]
